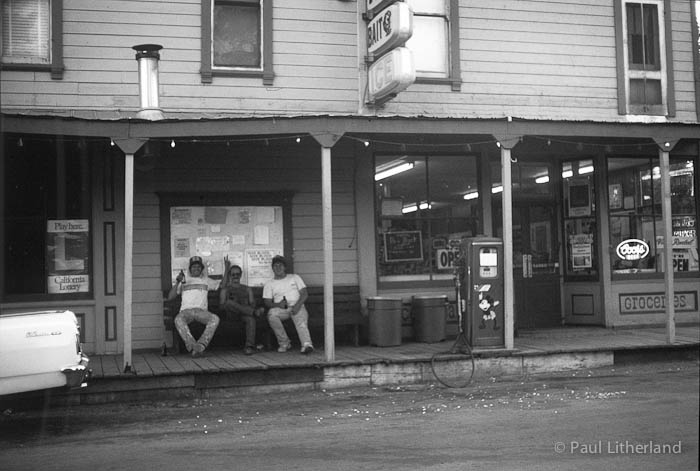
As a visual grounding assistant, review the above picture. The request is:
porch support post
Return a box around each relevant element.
[493,135,522,351]
[654,138,679,344]
[114,138,146,373]
[311,132,344,362]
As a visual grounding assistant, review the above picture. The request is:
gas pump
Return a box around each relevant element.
[461,237,505,348]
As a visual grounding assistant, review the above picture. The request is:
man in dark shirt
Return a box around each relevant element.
[219,258,262,355]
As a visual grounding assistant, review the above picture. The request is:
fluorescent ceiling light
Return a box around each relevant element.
[491,185,503,194]
[402,204,418,213]
[535,175,550,184]
[419,202,431,210]
[463,191,479,200]
[375,162,414,181]
[561,170,574,179]
[578,160,594,175]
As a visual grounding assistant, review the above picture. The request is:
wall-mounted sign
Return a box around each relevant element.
[571,243,592,269]
[368,47,415,102]
[383,230,423,262]
[615,239,649,261]
[367,0,395,15]
[619,291,697,314]
[47,219,90,294]
[436,248,460,270]
[367,2,413,58]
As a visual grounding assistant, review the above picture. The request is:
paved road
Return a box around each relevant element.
[1,360,698,471]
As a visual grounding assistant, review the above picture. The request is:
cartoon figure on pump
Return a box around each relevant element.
[478,292,500,330]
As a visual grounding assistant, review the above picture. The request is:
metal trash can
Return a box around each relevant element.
[367,297,402,347]
[412,295,447,343]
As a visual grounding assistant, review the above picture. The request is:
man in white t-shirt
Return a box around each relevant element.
[263,255,314,354]
[167,256,220,357]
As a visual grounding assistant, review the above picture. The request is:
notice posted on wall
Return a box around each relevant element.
[46,219,90,294]
[170,206,283,286]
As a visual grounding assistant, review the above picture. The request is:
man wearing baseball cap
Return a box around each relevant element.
[167,255,220,357]
[263,255,314,354]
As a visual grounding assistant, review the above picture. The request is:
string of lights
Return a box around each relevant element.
[11,132,670,151]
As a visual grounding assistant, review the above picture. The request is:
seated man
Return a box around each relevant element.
[219,258,263,355]
[167,256,220,357]
[263,255,314,354]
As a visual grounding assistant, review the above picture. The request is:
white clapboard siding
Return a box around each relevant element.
[1,0,696,120]
[382,0,698,121]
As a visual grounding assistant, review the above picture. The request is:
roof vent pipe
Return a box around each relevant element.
[133,44,164,120]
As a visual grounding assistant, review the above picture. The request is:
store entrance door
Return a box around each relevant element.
[493,160,562,330]
[512,203,562,329]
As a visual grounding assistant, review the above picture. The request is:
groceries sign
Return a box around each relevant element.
[366,1,415,103]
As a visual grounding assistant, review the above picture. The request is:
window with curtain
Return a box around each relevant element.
[201,0,273,84]
[1,0,62,78]
[1,0,50,64]
[214,0,261,68]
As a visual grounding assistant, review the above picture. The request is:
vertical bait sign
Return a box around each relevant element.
[367,2,413,58]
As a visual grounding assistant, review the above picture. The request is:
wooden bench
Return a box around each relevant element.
[164,285,365,353]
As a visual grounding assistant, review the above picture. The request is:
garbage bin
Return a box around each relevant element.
[367,297,402,347]
[412,295,447,342]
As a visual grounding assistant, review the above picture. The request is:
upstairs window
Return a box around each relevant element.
[405,0,461,90]
[201,0,273,85]
[616,0,674,116]
[0,0,63,78]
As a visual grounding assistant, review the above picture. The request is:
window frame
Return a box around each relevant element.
[405,0,461,91]
[607,156,699,280]
[614,0,675,117]
[201,0,273,85]
[1,134,94,302]
[0,0,63,79]
[374,153,481,289]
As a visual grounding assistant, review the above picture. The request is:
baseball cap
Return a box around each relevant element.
[189,256,204,269]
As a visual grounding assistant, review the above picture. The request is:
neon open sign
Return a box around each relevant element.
[616,239,650,261]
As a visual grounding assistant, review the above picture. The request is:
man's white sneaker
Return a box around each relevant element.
[277,344,291,353]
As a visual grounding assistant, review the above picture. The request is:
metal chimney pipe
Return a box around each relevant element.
[132,44,164,120]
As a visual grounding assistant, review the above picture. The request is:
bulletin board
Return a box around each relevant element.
[169,206,284,287]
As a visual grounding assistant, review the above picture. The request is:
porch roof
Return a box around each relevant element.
[2,111,699,143]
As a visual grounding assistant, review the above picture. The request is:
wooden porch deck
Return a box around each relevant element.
[90,325,699,380]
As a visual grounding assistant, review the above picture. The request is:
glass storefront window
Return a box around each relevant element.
[563,159,598,279]
[375,154,479,283]
[3,135,93,298]
[608,157,698,275]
